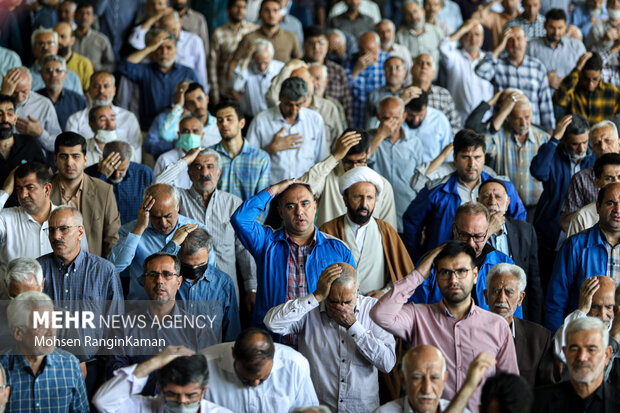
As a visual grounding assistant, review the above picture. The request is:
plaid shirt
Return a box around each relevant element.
[325,59,354,125]
[346,50,389,128]
[605,237,620,285]
[560,167,597,214]
[475,54,556,131]
[208,20,259,101]
[554,69,620,125]
[212,141,271,201]
[486,125,550,206]
[1,349,89,413]
[505,14,546,40]
[428,85,463,134]
[601,50,620,89]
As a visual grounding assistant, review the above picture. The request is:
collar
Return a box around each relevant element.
[440,297,476,319]
[275,105,305,124]
[259,26,281,38]
[53,248,87,272]
[284,228,317,247]
[344,213,368,232]
[509,127,537,144]
[475,243,495,269]
[60,175,85,197]
[511,318,516,338]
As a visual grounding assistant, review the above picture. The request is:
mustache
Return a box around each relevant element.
[493,303,509,310]
[199,176,213,182]
[51,240,65,247]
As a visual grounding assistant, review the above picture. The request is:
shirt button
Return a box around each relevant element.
[341,378,344,382]
[341,340,345,344]
[342,359,346,362]
[65,290,69,293]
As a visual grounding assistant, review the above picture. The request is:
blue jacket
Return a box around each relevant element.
[530,138,596,247]
[411,249,523,318]
[231,189,355,328]
[403,171,527,261]
[544,224,608,332]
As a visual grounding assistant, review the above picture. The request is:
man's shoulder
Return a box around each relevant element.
[71,52,93,68]
[83,251,116,270]
[515,317,551,340]
[506,216,535,234]
[273,342,310,369]
[129,161,155,177]
[84,173,113,192]
[239,141,270,161]
[27,91,54,108]
[425,173,454,192]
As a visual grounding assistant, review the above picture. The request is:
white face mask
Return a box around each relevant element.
[608,8,620,20]
[95,129,117,144]
[165,400,200,413]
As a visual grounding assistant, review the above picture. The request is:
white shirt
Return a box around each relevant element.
[15,91,62,152]
[344,214,369,253]
[65,105,143,163]
[247,106,328,184]
[200,342,319,413]
[232,60,285,117]
[439,37,494,123]
[92,364,233,413]
[375,397,470,413]
[153,147,190,189]
[264,294,396,413]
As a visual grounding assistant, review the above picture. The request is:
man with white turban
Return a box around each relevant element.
[319,166,414,299]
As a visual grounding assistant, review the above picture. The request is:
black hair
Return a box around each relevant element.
[227,0,245,8]
[142,252,181,276]
[15,161,51,186]
[564,114,590,137]
[479,178,508,194]
[545,8,567,22]
[215,99,244,120]
[54,131,86,155]
[480,372,533,413]
[232,328,275,374]
[453,129,486,155]
[0,94,15,110]
[159,354,209,389]
[185,82,204,96]
[405,90,428,113]
[583,52,603,72]
[342,128,370,156]
[277,182,315,208]
[434,240,476,269]
[594,153,620,178]
[304,25,326,39]
[597,181,620,206]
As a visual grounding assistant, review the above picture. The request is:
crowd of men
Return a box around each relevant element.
[1,0,620,412]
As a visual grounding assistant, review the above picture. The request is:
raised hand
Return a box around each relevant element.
[170,223,199,246]
[314,264,343,302]
[98,151,122,178]
[133,195,156,235]
[577,277,600,314]
[332,130,362,161]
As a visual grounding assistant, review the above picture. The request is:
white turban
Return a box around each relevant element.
[339,166,384,195]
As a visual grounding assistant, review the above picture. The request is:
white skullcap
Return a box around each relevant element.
[339,166,384,195]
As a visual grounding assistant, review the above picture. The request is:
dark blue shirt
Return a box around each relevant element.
[37,88,88,131]
[118,61,198,129]
[85,162,154,224]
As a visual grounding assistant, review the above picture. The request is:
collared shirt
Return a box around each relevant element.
[30,64,82,95]
[151,105,221,154]
[212,141,271,201]
[567,202,598,237]
[370,270,519,413]
[364,85,406,129]
[310,95,344,148]
[394,23,444,79]
[117,61,199,129]
[154,158,257,294]
[603,232,620,285]
[73,28,116,72]
[345,50,390,128]
[403,106,453,163]
[486,125,550,206]
[97,0,140,62]
[0,45,21,75]
[376,397,466,413]
[93,364,232,413]
[560,167,597,214]
[152,148,191,189]
[247,105,328,184]
[554,70,620,125]
[36,87,87,132]
[232,60,285,117]
[325,59,354,125]
[527,36,586,80]
[286,232,315,302]
[328,0,381,23]
[108,214,214,300]
[85,137,105,167]
[456,177,482,203]
[369,127,424,232]
[475,54,556,131]
[264,294,396,413]
[208,20,259,100]
[234,27,302,64]
[65,104,143,162]
[59,176,83,209]
[437,0,464,33]
[200,342,319,413]
[1,349,89,413]
[328,12,375,39]
[15,91,62,153]
[84,162,154,225]
[440,38,494,122]
[505,14,546,40]
[181,8,209,59]
[489,224,510,258]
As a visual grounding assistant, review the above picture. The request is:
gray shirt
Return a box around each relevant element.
[527,36,586,79]
[73,29,116,72]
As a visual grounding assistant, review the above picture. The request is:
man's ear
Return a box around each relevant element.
[517,291,526,307]
[472,266,479,285]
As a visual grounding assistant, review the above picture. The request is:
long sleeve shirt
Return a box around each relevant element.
[15,91,62,152]
[264,293,396,413]
[369,270,519,413]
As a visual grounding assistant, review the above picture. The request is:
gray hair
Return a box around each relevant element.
[51,205,84,226]
[15,66,33,86]
[326,28,346,44]
[197,148,222,172]
[565,316,609,349]
[252,38,275,59]
[5,257,44,291]
[280,77,308,101]
[378,95,405,115]
[331,263,359,288]
[145,28,177,46]
[103,140,134,162]
[91,70,116,87]
[376,18,395,32]
[291,407,332,413]
[41,54,67,71]
[486,263,527,293]
[179,228,213,256]
[31,27,58,48]
[503,88,532,111]
[7,291,54,329]
[590,120,619,140]
[308,63,328,79]
[143,183,180,209]
[358,31,381,47]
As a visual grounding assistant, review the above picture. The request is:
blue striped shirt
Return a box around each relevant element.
[346,51,389,128]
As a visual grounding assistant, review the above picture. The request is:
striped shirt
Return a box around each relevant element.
[486,125,550,206]
[346,50,389,128]
[505,15,546,40]
[475,54,556,131]
[1,349,88,413]
[560,167,597,214]
[605,238,620,285]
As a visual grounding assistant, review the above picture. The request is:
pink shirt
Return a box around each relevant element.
[369,270,519,413]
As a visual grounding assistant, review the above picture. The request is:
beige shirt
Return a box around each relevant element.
[567,202,598,237]
[233,27,302,68]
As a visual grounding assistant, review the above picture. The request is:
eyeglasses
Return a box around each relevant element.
[342,156,368,167]
[307,39,327,46]
[454,226,488,243]
[385,65,404,71]
[437,267,472,280]
[36,41,58,48]
[43,67,65,74]
[143,271,178,280]
[48,225,80,234]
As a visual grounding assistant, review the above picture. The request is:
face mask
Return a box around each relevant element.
[95,129,117,144]
[609,8,620,20]
[179,133,201,151]
[180,263,208,281]
[165,399,201,413]
[590,7,603,17]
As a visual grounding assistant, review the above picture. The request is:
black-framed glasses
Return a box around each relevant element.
[454,226,488,243]
[437,267,472,280]
[143,271,178,280]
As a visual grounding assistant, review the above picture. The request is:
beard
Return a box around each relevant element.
[58,45,70,58]
[0,122,14,139]
[348,205,373,225]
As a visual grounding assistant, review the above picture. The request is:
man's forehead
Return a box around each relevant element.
[436,252,472,268]
[0,101,15,111]
[281,186,313,202]
[193,155,216,165]
[566,328,603,345]
[489,273,519,288]
[457,147,484,156]
[591,126,615,139]
[146,255,176,270]
[480,182,507,196]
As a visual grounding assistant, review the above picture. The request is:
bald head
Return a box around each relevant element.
[331,262,357,288]
[403,345,448,413]
[291,67,314,93]
[403,345,446,377]
[358,32,380,59]
[378,95,405,116]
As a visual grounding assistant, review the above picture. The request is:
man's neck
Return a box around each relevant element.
[75,26,89,37]
[261,24,279,37]
[444,296,473,322]
[387,82,403,93]
[346,9,360,20]
[514,130,528,145]
[0,136,14,158]
[287,227,315,246]
[461,176,480,190]
[159,64,173,74]
[60,173,84,194]
[389,127,404,143]
[570,376,603,400]
[413,79,432,92]
[509,55,525,67]
[547,36,561,48]
[94,138,105,153]
[601,226,620,245]
[31,200,53,225]
[523,13,536,23]
[58,249,80,267]
[229,19,243,30]
[221,135,244,159]
[194,186,215,208]
[46,87,62,103]
[63,50,73,62]
[149,300,175,320]
[467,49,481,60]
[22,353,46,375]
